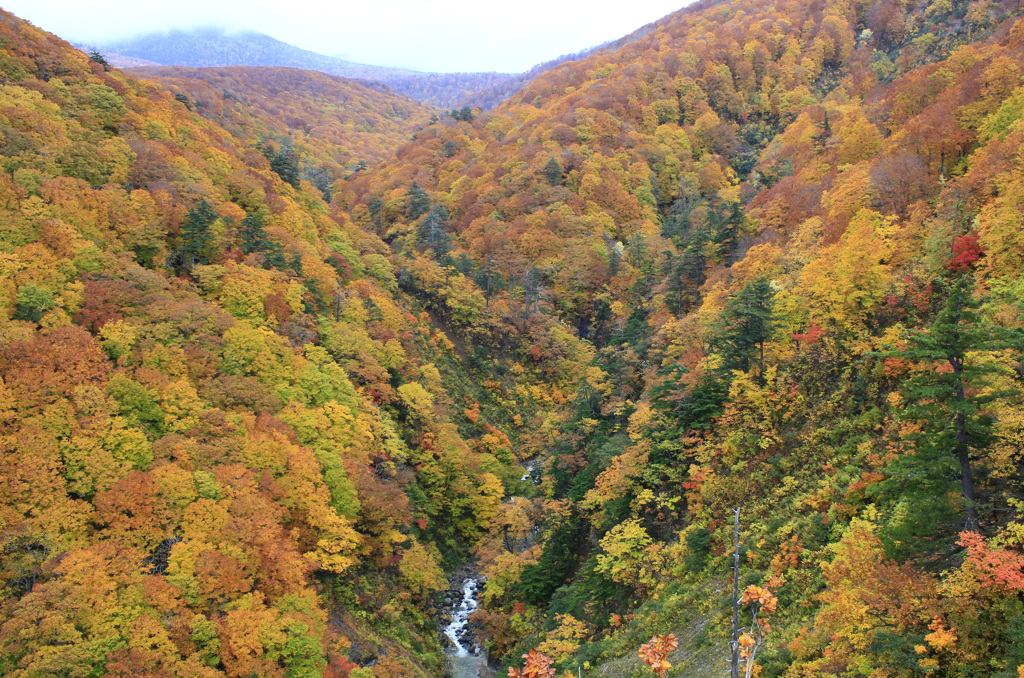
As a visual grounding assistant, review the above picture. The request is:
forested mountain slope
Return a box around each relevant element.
[3,0,1024,676]
[128,65,434,188]
[0,9,538,677]
[340,0,1024,675]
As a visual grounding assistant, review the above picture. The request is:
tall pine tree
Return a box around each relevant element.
[406,181,431,221]
[417,204,452,258]
[716,278,776,380]
[238,212,269,254]
[181,199,217,267]
[884,275,1021,540]
[543,155,564,186]
[368,196,385,235]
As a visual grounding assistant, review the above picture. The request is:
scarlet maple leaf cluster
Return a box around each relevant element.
[945,231,985,272]
[960,531,1024,591]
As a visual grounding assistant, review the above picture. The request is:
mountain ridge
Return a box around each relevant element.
[85,26,573,109]
[127,64,436,186]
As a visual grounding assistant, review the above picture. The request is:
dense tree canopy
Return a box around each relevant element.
[3,0,1024,676]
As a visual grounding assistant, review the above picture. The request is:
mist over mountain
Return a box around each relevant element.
[87,26,550,109]
[95,27,375,72]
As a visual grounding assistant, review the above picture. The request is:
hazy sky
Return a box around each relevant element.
[5,0,690,73]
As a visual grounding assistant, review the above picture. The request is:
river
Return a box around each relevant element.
[442,576,491,678]
[443,460,537,677]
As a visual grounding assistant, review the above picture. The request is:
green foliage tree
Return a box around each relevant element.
[239,211,269,254]
[451,106,475,122]
[883,275,1021,540]
[270,149,300,188]
[180,199,216,267]
[716,278,776,380]
[368,196,385,234]
[417,204,452,259]
[472,255,505,306]
[543,156,564,186]
[678,219,719,309]
[13,284,56,323]
[87,50,109,69]
[406,181,431,220]
[661,251,690,318]
[259,141,300,188]
[715,202,746,259]
[519,518,582,605]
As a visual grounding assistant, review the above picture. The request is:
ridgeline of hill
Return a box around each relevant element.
[128,65,435,182]
[86,27,600,110]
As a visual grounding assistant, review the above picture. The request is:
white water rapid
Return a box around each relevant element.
[442,577,490,677]
[520,459,541,484]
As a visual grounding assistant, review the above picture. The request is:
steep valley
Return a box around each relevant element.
[1,1,1024,677]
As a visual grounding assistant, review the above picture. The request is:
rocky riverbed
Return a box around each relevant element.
[440,572,493,678]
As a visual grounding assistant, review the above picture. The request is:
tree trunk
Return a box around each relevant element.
[694,257,704,308]
[730,507,741,678]
[956,424,980,532]
[949,287,981,533]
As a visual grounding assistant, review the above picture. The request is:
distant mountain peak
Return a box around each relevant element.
[99,26,369,70]
[89,27,596,110]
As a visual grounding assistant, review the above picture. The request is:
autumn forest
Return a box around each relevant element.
[1,0,1024,676]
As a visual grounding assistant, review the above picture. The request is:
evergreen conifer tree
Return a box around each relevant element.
[263,245,288,271]
[473,255,504,306]
[181,199,217,267]
[884,275,1021,540]
[238,212,269,254]
[406,181,431,220]
[680,222,718,308]
[270,149,300,187]
[368,196,385,234]
[661,251,689,318]
[417,204,451,258]
[87,50,109,69]
[716,278,776,379]
[716,202,745,258]
[543,155,564,186]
